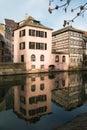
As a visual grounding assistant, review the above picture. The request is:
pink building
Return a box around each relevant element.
[13,74,52,121]
[14,16,69,72]
[49,52,69,71]
[14,16,53,72]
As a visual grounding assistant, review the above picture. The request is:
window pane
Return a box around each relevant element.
[55,55,59,62]
[19,42,25,50]
[29,29,35,36]
[21,55,24,62]
[29,42,35,49]
[19,30,25,37]
[31,54,36,61]
[40,55,44,61]
[62,56,66,62]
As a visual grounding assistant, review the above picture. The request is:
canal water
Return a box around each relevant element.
[0,71,87,130]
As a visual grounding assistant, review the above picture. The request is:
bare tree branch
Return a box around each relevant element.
[48,0,87,27]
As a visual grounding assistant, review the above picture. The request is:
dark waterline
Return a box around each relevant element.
[0,72,87,130]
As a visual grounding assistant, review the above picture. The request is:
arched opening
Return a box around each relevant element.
[49,65,55,71]
[31,54,36,61]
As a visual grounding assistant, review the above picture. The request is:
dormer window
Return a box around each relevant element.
[33,20,40,25]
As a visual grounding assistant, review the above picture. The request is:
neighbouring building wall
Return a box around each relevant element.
[49,53,69,70]
[0,23,13,62]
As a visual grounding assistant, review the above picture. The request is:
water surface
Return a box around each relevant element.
[0,72,87,130]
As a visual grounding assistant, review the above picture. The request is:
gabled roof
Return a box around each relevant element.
[5,18,18,31]
[52,26,84,36]
[17,16,53,30]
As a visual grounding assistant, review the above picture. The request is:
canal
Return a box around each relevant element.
[0,71,87,130]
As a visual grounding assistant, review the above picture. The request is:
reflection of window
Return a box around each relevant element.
[21,85,24,91]
[40,84,44,90]
[62,80,65,86]
[29,106,47,116]
[29,97,35,104]
[31,54,36,61]
[31,77,36,81]
[29,95,47,104]
[20,96,26,104]
[55,55,59,62]
[20,107,26,115]
[55,81,59,88]
[31,85,36,92]
[40,75,44,80]
[62,56,66,62]
[40,55,44,61]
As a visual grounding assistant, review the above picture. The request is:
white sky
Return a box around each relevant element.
[0,0,87,31]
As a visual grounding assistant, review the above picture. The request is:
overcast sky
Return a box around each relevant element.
[0,0,87,31]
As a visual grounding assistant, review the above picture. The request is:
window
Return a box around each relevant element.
[19,42,25,49]
[29,29,35,36]
[36,31,44,37]
[55,55,59,62]
[69,31,74,36]
[40,75,44,80]
[36,30,47,38]
[28,29,47,38]
[45,32,47,38]
[20,96,26,104]
[40,31,44,37]
[29,42,35,49]
[40,55,44,61]
[31,65,35,69]
[62,80,65,87]
[19,29,25,37]
[36,42,40,49]
[21,85,25,91]
[40,84,44,90]
[21,55,24,62]
[31,54,36,61]
[31,85,36,92]
[31,77,36,81]
[20,107,26,115]
[29,97,35,104]
[40,43,44,50]
[28,106,47,116]
[55,81,59,89]
[62,56,66,62]
[40,65,44,69]
[45,44,47,50]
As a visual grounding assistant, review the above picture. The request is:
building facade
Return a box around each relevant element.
[52,26,86,69]
[13,74,52,121]
[14,16,53,72]
[0,34,5,62]
[0,19,18,62]
[5,19,18,61]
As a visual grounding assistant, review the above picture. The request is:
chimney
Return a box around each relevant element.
[25,13,28,19]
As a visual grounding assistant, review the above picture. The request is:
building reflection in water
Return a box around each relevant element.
[52,72,86,110]
[13,74,52,123]
[12,72,87,122]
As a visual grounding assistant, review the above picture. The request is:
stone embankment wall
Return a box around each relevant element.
[0,63,27,75]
